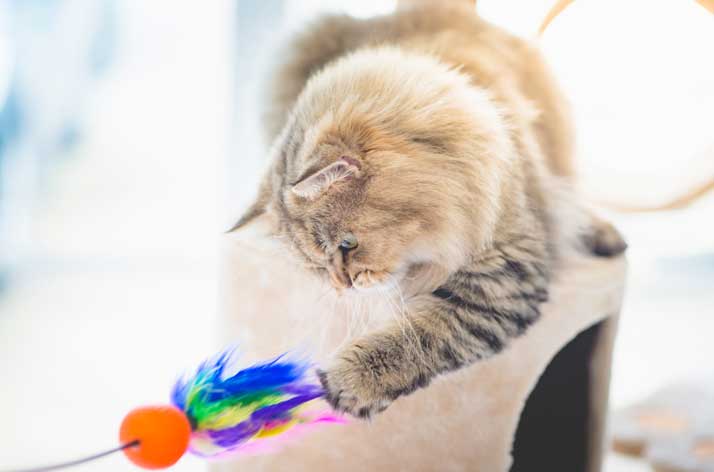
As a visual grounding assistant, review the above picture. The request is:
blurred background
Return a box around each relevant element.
[0,0,712,471]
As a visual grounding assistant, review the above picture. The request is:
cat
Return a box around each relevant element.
[230,0,627,419]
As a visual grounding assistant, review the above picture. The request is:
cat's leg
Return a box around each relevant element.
[319,237,549,418]
[580,214,628,257]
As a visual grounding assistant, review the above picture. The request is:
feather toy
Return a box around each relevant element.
[168,350,343,459]
[12,350,344,471]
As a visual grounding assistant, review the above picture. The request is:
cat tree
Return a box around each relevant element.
[216,234,626,472]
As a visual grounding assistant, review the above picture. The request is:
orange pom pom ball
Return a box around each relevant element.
[119,405,192,469]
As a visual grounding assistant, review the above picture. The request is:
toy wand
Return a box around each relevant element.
[6,350,344,471]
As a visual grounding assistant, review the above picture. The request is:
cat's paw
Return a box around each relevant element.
[582,218,628,257]
[317,357,393,419]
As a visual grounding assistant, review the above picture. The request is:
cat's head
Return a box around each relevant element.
[231,48,514,292]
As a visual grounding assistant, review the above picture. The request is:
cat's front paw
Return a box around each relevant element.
[317,356,393,419]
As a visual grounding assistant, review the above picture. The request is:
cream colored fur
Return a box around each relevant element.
[217,1,629,469]
[228,0,628,417]
[225,0,627,458]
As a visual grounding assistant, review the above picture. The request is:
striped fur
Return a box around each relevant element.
[319,234,550,417]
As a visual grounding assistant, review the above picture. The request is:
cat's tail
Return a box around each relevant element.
[539,0,714,34]
[539,0,714,213]
[599,176,714,213]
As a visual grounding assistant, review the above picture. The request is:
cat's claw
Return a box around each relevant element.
[317,363,393,419]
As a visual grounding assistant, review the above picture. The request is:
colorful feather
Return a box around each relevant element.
[170,350,345,458]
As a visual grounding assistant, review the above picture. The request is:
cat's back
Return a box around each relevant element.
[265,2,574,176]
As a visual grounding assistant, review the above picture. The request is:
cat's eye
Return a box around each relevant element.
[339,233,358,251]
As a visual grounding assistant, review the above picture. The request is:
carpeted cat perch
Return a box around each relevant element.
[216,236,626,472]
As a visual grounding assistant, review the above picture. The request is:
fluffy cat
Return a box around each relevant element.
[231,0,626,419]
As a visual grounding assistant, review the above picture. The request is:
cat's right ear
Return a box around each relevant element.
[291,157,361,200]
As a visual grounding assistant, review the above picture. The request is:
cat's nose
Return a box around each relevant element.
[327,255,352,291]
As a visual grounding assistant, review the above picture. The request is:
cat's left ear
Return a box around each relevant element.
[291,157,361,199]
[226,173,275,233]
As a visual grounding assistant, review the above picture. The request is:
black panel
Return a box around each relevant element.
[510,322,603,472]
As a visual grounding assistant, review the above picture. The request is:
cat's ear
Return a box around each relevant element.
[227,174,275,233]
[291,157,361,199]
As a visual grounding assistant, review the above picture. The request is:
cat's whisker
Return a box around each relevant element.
[378,285,409,340]
[385,274,428,365]
[314,282,336,357]
[330,288,348,358]
[377,282,421,359]
[354,292,366,337]
[352,290,367,338]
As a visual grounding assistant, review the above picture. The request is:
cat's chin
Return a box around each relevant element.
[351,269,394,291]
[351,283,393,295]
